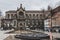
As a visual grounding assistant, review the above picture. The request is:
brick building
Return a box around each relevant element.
[44,6,60,31]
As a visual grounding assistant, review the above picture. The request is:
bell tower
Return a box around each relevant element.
[17,4,25,19]
[17,4,25,29]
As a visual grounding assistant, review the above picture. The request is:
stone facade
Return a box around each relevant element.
[2,4,58,30]
[1,4,50,30]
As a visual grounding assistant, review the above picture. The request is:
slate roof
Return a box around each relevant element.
[6,10,17,13]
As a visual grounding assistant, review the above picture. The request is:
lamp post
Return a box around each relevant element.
[42,9,45,30]
[50,7,53,40]
[50,9,53,29]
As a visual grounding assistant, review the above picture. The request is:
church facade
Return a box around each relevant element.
[1,4,49,30]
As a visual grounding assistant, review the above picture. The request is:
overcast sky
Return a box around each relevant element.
[0,0,60,15]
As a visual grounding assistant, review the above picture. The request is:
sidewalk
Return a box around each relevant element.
[0,29,16,40]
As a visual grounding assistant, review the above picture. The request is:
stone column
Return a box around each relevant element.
[10,14,11,19]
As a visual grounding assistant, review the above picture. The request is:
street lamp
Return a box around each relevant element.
[49,6,53,40]
[50,8,53,31]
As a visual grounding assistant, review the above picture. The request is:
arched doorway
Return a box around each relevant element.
[18,22,25,30]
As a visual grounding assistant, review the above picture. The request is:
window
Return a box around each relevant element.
[40,14,42,19]
[26,14,29,18]
[14,14,17,18]
[20,23,22,26]
[36,20,38,22]
[24,23,25,25]
[29,14,31,16]
[36,14,38,16]
[11,14,13,16]
[32,23,34,25]
[26,14,28,17]
[36,23,38,25]
[7,14,10,19]
[33,14,35,16]
[14,21,16,26]
[11,14,13,19]
[28,20,30,22]
[28,23,30,25]
[29,14,31,18]
[19,12,24,15]
[19,12,24,18]
[40,14,42,17]
[26,14,28,16]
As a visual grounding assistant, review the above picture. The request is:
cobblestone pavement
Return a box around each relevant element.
[3,30,60,40]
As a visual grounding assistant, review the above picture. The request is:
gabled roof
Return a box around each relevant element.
[45,6,60,19]
[53,6,60,13]
[52,6,60,16]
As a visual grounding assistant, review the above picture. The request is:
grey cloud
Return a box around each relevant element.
[0,0,60,15]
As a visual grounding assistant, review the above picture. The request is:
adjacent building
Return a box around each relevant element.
[44,6,60,31]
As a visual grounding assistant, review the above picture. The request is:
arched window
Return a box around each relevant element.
[33,14,35,19]
[19,12,24,18]
[19,12,24,15]
[7,14,10,19]
[11,14,13,19]
[36,14,38,16]
[20,23,22,26]
[26,14,28,17]
[14,14,17,18]
[40,14,42,17]
[33,14,35,16]
[29,14,31,16]
[40,14,42,19]
[26,14,29,18]
[29,14,31,18]
[14,21,16,26]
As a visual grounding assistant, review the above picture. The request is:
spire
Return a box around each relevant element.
[48,5,52,11]
[20,4,22,8]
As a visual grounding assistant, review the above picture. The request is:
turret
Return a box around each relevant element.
[20,4,22,9]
